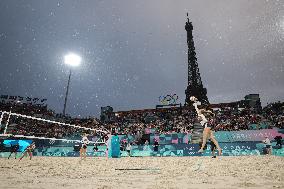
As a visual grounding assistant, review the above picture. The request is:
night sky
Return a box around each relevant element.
[0,0,283,117]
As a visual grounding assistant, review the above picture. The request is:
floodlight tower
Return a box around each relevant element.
[63,53,81,116]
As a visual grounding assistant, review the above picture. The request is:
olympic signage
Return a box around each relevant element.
[159,94,179,105]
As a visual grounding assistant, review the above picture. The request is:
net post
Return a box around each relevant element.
[3,110,12,135]
[0,111,4,125]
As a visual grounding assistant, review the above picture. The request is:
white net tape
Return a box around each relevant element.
[0,110,107,144]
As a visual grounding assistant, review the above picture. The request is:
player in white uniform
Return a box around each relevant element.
[190,96,222,155]
[263,137,272,155]
[80,134,90,160]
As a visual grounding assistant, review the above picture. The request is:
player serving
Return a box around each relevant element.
[190,96,222,156]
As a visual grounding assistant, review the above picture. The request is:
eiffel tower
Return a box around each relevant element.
[184,13,209,105]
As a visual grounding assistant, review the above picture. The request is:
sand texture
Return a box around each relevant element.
[0,156,283,189]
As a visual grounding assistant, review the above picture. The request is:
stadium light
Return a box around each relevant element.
[64,53,81,67]
[63,53,82,116]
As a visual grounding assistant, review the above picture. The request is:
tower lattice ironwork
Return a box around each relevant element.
[184,13,209,105]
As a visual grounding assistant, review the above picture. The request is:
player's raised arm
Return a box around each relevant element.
[190,96,201,115]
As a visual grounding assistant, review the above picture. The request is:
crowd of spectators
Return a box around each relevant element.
[0,100,283,141]
[0,101,52,117]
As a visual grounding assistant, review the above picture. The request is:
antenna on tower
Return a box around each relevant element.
[186,12,190,23]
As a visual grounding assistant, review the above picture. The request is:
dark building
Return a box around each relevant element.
[241,94,262,111]
[100,106,114,123]
[184,13,209,105]
[210,94,262,112]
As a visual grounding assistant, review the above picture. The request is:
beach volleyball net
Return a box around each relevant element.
[0,110,107,144]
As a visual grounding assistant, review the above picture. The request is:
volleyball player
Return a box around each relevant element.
[263,137,272,155]
[80,133,89,160]
[19,142,36,161]
[190,96,222,156]
[8,143,19,159]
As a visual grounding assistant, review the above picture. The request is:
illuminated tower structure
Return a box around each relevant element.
[184,13,209,105]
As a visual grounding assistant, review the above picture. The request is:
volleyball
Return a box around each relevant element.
[190,96,196,101]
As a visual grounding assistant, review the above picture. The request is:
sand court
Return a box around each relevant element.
[0,156,283,189]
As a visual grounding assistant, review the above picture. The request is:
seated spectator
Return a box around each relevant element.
[274,136,282,148]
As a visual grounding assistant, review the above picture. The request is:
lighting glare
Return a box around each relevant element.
[64,53,81,67]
